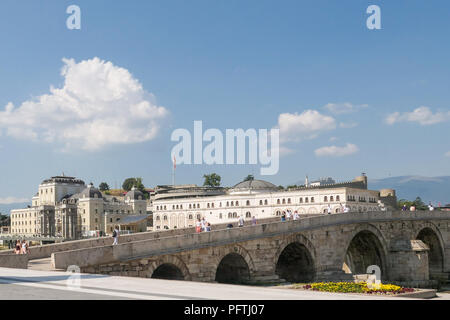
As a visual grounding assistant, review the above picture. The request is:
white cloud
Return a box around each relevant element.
[339,122,358,129]
[324,102,368,114]
[445,151,450,158]
[314,143,359,157]
[0,197,29,205]
[0,57,169,151]
[276,110,336,143]
[385,106,450,126]
[329,136,338,142]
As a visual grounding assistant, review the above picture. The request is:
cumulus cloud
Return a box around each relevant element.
[324,102,368,114]
[385,106,450,126]
[314,143,359,157]
[276,110,336,143]
[0,197,29,205]
[0,57,169,151]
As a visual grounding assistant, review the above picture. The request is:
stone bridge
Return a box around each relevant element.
[47,210,450,288]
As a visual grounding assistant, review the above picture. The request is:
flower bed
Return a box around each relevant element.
[297,282,415,295]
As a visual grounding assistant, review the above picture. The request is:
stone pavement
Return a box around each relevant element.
[0,267,442,300]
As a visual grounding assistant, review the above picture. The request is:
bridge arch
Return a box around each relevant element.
[274,233,316,283]
[416,225,445,277]
[342,224,388,279]
[214,245,255,284]
[148,255,191,281]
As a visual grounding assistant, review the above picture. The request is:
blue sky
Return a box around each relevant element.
[0,0,449,203]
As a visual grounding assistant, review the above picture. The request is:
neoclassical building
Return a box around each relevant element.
[10,175,149,240]
[152,175,397,230]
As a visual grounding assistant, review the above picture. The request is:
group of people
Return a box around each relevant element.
[280,210,300,221]
[402,202,435,212]
[14,240,29,254]
[196,217,212,233]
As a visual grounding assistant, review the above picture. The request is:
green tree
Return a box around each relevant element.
[278,185,285,190]
[122,177,145,192]
[203,173,221,187]
[244,174,254,181]
[99,182,110,191]
[0,214,10,227]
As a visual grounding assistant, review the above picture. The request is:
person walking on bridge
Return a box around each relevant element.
[112,226,119,245]
[238,215,245,227]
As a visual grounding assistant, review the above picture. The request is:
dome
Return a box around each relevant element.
[231,179,277,193]
[126,186,145,201]
[76,184,103,199]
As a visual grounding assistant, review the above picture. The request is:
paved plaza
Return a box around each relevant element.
[1,267,447,300]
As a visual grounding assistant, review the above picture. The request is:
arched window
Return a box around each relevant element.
[228,212,232,218]
[330,196,334,202]
[324,196,328,202]
[299,198,303,203]
[282,199,286,204]
[233,212,238,218]
[156,215,161,221]
[246,200,250,206]
[207,203,210,208]
[180,204,183,209]
[196,214,201,220]
[264,199,268,205]
[287,198,291,204]
[163,215,168,221]
[311,197,315,203]
[277,199,280,204]
[172,205,175,210]
[211,203,214,208]
[276,210,281,216]
[235,201,239,206]
[231,201,234,206]
[219,213,223,219]
[246,212,251,218]
[164,205,167,210]
[197,204,200,208]
[259,200,263,205]
[336,195,340,202]
[226,201,229,207]
[188,214,193,220]
[305,197,309,203]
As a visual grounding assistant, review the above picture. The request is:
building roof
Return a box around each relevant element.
[41,176,85,185]
[71,184,103,199]
[126,187,145,200]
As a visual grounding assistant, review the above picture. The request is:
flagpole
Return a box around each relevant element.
[172,156,176,186]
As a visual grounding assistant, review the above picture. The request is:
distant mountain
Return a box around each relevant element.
[369,176,450,205]
[0,202,29,215]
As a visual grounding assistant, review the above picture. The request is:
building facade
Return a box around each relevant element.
[10,176,149,240]
[152,175,397,230]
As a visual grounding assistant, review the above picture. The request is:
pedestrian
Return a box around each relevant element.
[205,222,211,232]
[428,202,435,211]
[410,205,416,212]
[238,215,244,227]
[21,240,28,254]
[293,211,299,221]
[112,226,119,245]
[402,204,407,211]
[15,240,21,254]
[195,219,202,233]
[226,223,233,229]
[251,216,257,226]
[344,205,350,213]
[281,212,286,222]
[327,204,332,215]
[286,210,292,221]
[201,217,207,232]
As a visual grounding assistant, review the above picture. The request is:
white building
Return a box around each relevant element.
[151,175,396,230]
[10,175,149,240]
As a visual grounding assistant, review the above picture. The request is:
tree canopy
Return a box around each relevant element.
[244,174,254,181]
[398,196,428,210]
[122,177,145,192]
[99,182,110,191]
[203,173,221,187]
